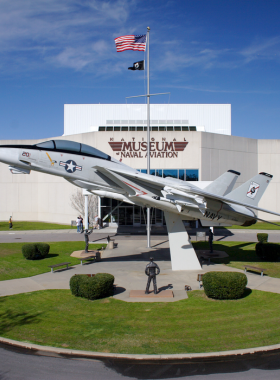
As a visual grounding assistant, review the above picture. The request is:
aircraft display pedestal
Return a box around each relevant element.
[164,211,202,271]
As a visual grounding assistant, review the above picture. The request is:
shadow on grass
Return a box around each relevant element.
[0,298,41,335]
[26,253,59,261]
[240,287,252,299]
[194,241,280,266]
[46,254,59,259]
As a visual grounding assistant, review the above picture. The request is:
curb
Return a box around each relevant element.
[1,336,280,361]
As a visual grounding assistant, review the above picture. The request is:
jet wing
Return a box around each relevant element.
[93,166,161,197]
[101,167,280,218]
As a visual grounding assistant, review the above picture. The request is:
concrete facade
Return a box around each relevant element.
[0,132,278,224]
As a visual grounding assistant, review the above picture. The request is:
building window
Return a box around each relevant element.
[179,169,184,181]
[138,168,199,181]
[186,169,199,181]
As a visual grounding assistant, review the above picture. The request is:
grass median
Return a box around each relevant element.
[0,242,106,281]
[0,241,280,281]
[0,289,280,354]
[193,241,280,278]
[0,221,73,231]
[222,221,280,230]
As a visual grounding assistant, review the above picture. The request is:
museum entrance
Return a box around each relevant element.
[100,199,165,226]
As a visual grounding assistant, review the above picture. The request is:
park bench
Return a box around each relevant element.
[244,265,267,277]
[49,262,71,273]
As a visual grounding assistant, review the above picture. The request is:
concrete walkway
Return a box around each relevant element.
[0,237,280,300]
[1,226,280,243]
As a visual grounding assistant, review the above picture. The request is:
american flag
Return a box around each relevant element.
[114,35,146,52]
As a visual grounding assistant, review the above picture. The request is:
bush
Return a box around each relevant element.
[257,233,268,243]
[255,242,280,261]
[22,243,50,260]
[70,273,114,300]
[22,244,38,260]
[35,243,50,258]
[203,272,247,300]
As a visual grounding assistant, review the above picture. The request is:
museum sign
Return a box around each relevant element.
[108,137,188,158]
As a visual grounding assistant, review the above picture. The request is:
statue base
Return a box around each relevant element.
[129,290,173,298]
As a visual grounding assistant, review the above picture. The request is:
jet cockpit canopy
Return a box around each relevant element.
[35,140,111,161]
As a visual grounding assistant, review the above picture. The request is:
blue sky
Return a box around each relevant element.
[1,0,280,140]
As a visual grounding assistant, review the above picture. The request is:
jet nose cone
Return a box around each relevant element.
[0,147,19,166]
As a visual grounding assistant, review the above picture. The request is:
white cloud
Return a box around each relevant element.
[1,0,280,78]
[239,37,280,63]
[0,0,133,73]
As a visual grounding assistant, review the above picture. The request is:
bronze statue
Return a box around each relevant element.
[83,229,93,253]
[145,257,160,294]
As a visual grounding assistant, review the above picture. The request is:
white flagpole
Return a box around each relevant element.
[146,26,151,248]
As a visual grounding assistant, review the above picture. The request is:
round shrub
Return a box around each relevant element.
[257,233,268,243]
[256,242,280,261]
[22,244,38,260]
[22,243,50,260]
[70,273,114,300]
[203,272,247,300]
[35,243,50,258]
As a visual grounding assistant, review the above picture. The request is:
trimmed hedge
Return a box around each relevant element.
[257,233,268,243]
[22,243,50,260]
[256,242,280,261]
[203,272,247,300]
[70,273,115,300]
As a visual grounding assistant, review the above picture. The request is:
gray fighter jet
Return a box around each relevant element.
[0,139,278,270]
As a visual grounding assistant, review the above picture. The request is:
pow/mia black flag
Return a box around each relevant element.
[128,60,145,70]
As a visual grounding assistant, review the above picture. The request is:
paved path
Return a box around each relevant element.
[2,344,280,380]
[1,344,280,380]
[1,227,280,243]
[1,237,280,299]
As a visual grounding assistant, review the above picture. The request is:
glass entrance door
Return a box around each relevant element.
[133,206,141,225]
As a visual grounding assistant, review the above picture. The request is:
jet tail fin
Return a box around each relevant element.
[226,172,273,206]
[204,170,240,196]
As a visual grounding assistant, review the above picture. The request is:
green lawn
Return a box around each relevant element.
[222,221,280,230]
[193,241,280,278]
[0,242,106,281]
[0,241,279,281]
[0,289,279,354]
[0,221,73,231]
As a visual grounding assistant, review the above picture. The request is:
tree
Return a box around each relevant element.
[70,189,98,226]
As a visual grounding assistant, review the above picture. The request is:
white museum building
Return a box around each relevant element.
[0,103,279,225]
